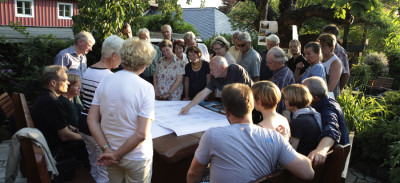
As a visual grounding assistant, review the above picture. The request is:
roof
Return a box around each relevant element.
[0,26,74,43]
[182,7,236,40]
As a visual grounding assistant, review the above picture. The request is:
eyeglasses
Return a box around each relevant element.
[237,43,247,47]
[213,47,222,51]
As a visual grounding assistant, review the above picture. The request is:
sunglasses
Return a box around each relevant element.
[237,43,247,47]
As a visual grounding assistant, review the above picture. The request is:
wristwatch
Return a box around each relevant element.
[101,144,110,151]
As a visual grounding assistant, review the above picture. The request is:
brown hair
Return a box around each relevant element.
[173,40,185,53]
[317,33,336,52]
[282,84,313,108]
[67,73,81,86]
[186,46,202,61]
[222,83,254,118]
[251,81,281,109]
[158,39,173,49]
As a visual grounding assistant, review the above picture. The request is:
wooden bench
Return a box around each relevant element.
[0,92,15,123]
[370,76,394,90]
[254,144,351,183]
[12,93,95,183]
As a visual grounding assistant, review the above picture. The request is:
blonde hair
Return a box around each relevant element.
[317,33,336,51]
[120,38,156,71]
[251,81,281,109]
[282,84,312,108]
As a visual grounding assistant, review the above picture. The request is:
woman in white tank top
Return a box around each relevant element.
[318,34,342,99]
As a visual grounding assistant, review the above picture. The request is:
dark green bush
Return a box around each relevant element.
[383,90,400,119]
[385,48,400,90]
[0,35,72,103]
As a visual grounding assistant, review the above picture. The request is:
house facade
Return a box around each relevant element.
[0,0,78,27]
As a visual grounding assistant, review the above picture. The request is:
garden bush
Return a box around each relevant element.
[363,52,389,77]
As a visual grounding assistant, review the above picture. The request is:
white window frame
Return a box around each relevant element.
[15,0,34,18]
[57,2,73,19]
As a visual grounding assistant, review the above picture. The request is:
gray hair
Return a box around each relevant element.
[74,31,95,45]
[137,28,150,37]
[302,76,328,98]
[161,24,172,31]
[237,32,251,42]
[232,32,241,39]
[184,31,196,40]
[211,36,230,49]
[267,34,280,45]
[212,56,228,68]
[267,47,287,64]
[101,35,124,58]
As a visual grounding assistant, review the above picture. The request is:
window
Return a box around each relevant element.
[58,3,73,19]
[15,0,34,17]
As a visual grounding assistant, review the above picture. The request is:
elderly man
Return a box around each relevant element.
[302,76,350,167]
[179,56,252,114]
[31,65,83,181]
[161,24,175,43]
[259,34,279,81]
[120,23,133,39]
[287,39,309,75]
[323,25,350,91]
[267,47,295,114]
[236,32,261,81]
[184,31,210,62]
[54,31,95,79]
[228,32,241,62]
[187,83,314,183]
[137,28,163,83]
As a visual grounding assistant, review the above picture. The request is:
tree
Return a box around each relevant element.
[72,0,183,40]
[228,0,259,31]
[218,0,237,14]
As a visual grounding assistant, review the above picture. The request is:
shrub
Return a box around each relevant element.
[337,87,387,133]
[385,48,400,90]
[383,90,400,119]
[363,52,389,77]
[383,140,400,182]
[349,62,373,88]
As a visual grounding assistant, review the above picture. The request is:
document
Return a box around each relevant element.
[153,100,229,136]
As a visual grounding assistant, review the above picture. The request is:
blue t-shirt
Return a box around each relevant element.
[195,123,296,183]
[301,63,326,83]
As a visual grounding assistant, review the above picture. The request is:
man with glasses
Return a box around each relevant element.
[236,32,261,81]
[267,47,295,114]
[161,24,175,43]
[260,34,280,81]
[54,31,95,79]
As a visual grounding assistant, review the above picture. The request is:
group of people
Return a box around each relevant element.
[29,23,350,183]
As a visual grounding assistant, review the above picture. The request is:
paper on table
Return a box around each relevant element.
[151,123,174,139]
[154,100,229,136]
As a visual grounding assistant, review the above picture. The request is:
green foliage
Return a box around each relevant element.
[363,52,389,77]
[337,87,387,133]
[383,90,400,118]
[348,62,373,87]
[299,17,330,35]
[385,48,400,89]
[0,26,72,102]
[228,0,259,31]
[383,140,400,182]
[134,14,198,35]
[355,116,400,170]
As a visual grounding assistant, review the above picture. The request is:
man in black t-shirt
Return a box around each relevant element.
[287,39,309,76]
[179,56,253,114]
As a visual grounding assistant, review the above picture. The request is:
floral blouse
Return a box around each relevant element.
[155,55,185,100]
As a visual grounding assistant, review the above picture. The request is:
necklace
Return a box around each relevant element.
[192,60,202,71]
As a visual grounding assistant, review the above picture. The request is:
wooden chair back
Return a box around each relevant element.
[0,92,15,119]
[12,93,35,130]
[254,144,352,183]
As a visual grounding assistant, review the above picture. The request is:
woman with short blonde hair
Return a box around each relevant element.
[282,84,321,156]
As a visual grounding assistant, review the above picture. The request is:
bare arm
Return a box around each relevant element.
[162,74,183,99]
[87,105,109,150]
[294,62,305,83]
[153,70,161,98]
[327,60,342,92]
[187,157,207,183]
[290,137,300,150]
[284,152,314,180]
[340,73,350,91]
[307,137,335,167]
[179,88,212,114]
[57,127,82,141]
[183,77,190,100]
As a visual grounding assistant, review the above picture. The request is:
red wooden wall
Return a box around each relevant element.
[0,0,78,27]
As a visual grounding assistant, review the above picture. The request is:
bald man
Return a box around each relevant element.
[180,56,253,114]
